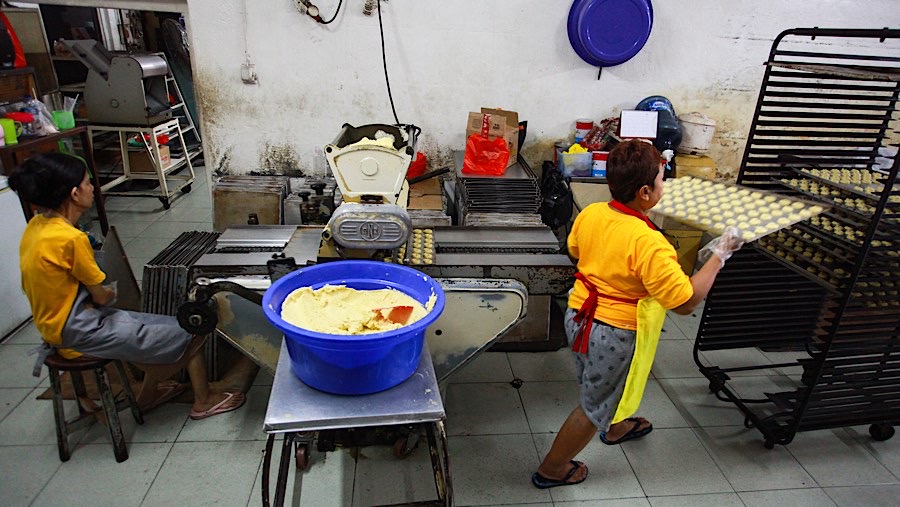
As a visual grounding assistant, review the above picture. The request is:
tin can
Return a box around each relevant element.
[575,118,594,142]
[591,151,608,178]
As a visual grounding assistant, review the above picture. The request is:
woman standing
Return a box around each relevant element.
[10,153,244,420]
[532,140,742,488]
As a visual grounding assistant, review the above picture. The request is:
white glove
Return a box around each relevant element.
[698,226,744,266]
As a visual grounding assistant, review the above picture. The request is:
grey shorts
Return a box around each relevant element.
[564,308,637,432]
[60,287,192,365]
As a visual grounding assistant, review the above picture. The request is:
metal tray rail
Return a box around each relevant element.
[694,27,900,448]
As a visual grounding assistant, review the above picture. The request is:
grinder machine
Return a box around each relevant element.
[179,123,575,382]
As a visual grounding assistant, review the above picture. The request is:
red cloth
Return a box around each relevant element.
[608,200,657,231]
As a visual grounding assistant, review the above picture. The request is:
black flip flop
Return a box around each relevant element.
[599,417,653,445]
[531,460,588,489]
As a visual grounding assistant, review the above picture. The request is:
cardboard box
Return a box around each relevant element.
[127,145,171,173]
[408,177,442,198]
[664,228,704,275]
[650,214,704,274]
[466,108,519,167]
[408,194,443,211]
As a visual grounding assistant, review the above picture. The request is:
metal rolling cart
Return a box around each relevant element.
[88,119,195,209]
[694,28,900,448]
[262,341,451,507]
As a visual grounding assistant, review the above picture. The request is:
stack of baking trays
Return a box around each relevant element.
[451,150,541,224]
[462,212,547,227]
[212,175,290,231]
[141,231,219,316]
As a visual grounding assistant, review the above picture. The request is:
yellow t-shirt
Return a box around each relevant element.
[19,215,106,359]
[567,202,693,330]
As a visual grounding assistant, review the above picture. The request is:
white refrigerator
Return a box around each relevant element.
[0,177,31,338]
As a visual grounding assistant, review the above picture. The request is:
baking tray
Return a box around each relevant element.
[653,176,828,242]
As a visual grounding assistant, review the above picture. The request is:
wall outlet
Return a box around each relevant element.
[240,62,258,84]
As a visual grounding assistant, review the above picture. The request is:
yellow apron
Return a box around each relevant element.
[611,297,667,424]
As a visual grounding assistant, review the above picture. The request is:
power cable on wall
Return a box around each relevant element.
[319,0,343,25]
[377,0,400,125]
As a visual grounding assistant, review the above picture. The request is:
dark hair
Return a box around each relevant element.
[607,139,662,203]
[8,153,87,210]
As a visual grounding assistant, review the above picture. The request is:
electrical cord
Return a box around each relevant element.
[377,0,400,125]
[319,0,343,24]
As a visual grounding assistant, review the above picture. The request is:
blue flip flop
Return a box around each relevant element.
[599,417,653,445]
[531,460,588,489]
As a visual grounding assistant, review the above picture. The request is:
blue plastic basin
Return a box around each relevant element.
[262,260,445,395]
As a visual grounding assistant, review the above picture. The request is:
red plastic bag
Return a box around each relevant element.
[462,114,510,176]
[0,13,27,69]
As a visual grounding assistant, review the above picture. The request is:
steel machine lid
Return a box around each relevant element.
[324,123,419,206]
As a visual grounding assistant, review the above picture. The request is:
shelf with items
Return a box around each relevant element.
[693,27,900,449]
[88,118,195,210]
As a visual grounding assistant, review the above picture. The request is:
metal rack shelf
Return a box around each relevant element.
[88,119,195,209]
[694,28,900,448]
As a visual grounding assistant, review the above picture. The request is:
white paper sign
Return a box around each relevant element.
[620,110,658,139]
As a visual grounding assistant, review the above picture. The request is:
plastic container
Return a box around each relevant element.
[591,151,608,178]
[22,97,45,136]
[559,152,592,177]
[52,110,75,130]
[262,260,446,395]
[677,112,716,155]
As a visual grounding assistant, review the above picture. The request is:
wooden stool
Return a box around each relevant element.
[44,354,143,463]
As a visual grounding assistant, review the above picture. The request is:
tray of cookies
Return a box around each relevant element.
[653,176,827,242]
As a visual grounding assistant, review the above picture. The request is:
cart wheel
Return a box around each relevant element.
[869,424,895,442]
[392,435,418,459]
[295,444,310,471]
[743,416,755,429]
[181,184,192,194]
[158,197,171,210]
[763,439,775,450]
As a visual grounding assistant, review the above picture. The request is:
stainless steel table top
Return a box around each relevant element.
[264,341,445,433]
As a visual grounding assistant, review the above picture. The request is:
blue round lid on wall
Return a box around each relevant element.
[567,0,654,67]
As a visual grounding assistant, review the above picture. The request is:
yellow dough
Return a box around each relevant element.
[281,284,436,335]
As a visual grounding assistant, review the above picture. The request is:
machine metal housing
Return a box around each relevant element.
[64,39,172,126]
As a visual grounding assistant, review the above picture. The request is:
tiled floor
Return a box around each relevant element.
[2,167,899,506]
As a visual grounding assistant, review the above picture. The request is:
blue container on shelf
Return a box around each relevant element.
[262,260,445,395]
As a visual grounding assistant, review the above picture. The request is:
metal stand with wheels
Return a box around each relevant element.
[88,119,195,209]
[262,341,452,507]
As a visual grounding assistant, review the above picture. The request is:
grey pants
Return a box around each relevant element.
[564,308,637,432]
[60,287,192,365]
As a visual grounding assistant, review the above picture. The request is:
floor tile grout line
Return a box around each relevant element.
[686,422,790,498]
[838,426,900,484]
[0,382,47,426]
[138,445,179,507]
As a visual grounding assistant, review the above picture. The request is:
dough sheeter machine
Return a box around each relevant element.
[175,124,574,506]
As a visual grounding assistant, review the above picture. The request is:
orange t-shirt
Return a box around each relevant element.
[19,215,106,359]
[567,202,693,330]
